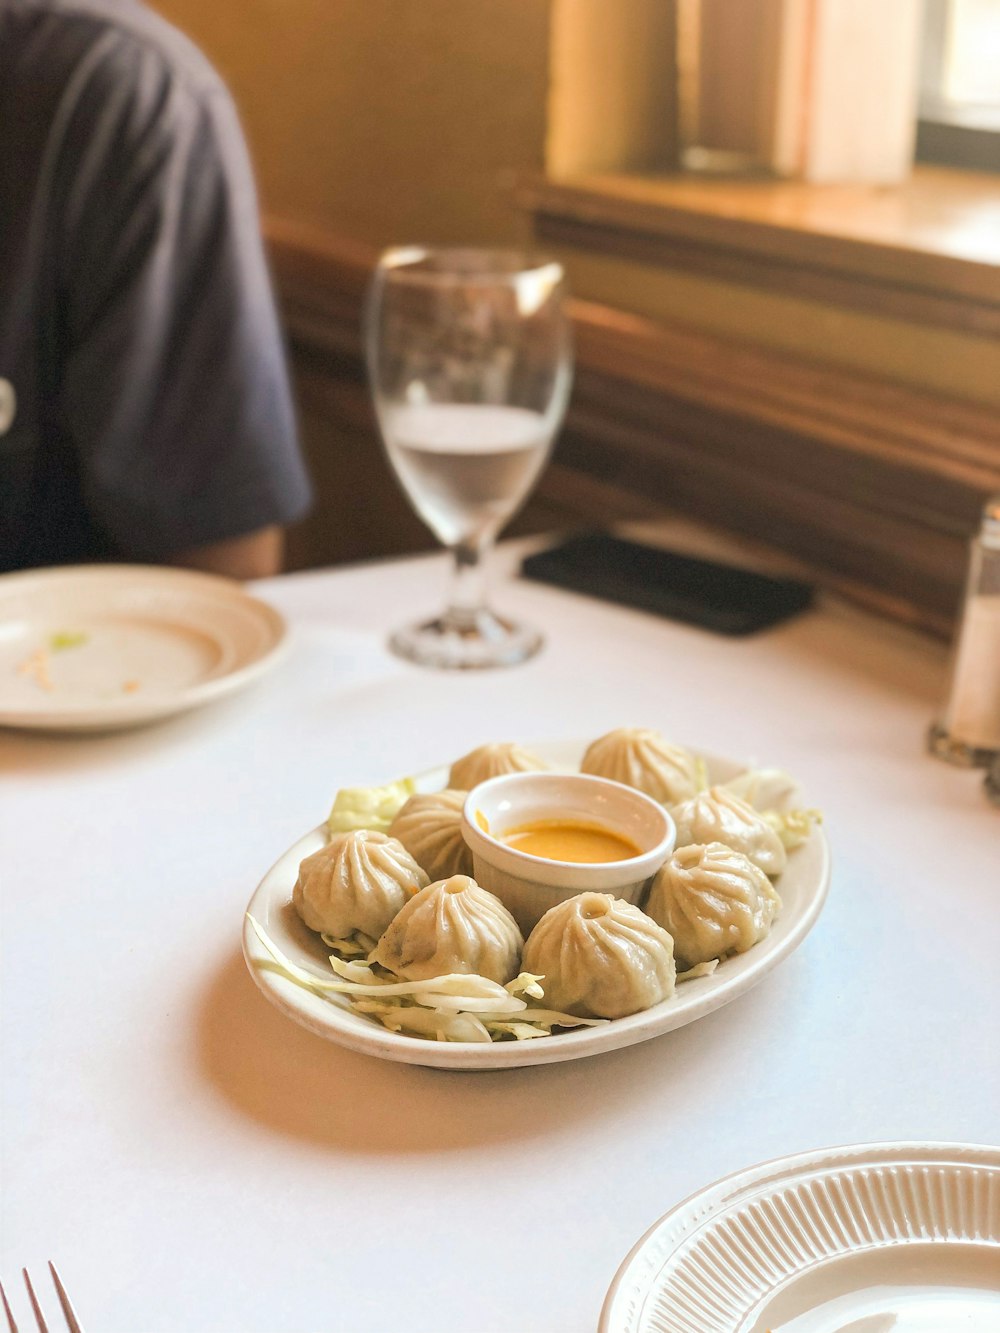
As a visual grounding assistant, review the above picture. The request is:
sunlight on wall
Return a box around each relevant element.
[153,0,551,246]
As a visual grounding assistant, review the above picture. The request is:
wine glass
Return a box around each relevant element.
[365,247,572,669]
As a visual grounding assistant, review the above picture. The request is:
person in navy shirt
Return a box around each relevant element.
[0,0,312,577]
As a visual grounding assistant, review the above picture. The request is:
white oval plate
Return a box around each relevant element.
[242,740,830,1070]
[0,564,287,731]
[600,1141,1000,1333]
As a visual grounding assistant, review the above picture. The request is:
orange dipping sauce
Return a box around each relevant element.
[503,818,642,863]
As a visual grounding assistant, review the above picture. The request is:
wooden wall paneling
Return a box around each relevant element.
[266,218,1000,634]
[558,389,967,625]
[521,172,1000,337]
[570,302,1000,498]
[534,213,1000,336]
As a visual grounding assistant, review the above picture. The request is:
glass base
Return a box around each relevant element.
[927,721,999,769]
[388,608,543,670]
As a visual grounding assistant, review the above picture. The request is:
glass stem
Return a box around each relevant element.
[447,539,491,630]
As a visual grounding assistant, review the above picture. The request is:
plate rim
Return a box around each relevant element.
[242,739,831,1070]
[0,563,288,730]
[599,1139,1000,1333]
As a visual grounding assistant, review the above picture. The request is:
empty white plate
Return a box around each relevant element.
[600,1141,1000,1333]
[0,564,288,731]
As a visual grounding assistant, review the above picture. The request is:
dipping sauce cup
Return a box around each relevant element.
[460,771,676,935]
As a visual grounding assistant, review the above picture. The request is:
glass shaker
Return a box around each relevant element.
[928,495,1000,768]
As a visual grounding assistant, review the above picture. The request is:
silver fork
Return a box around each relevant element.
[0,1264,85,1333]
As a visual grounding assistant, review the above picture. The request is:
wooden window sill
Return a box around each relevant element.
[521,166,1000,337]
[265,208,1000,637]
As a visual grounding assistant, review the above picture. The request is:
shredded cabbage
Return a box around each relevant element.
[373,1008,493,1043]
[716,767,820,847]
[677,959,719,982]
[722,767,798,811]
[326,778,416,836]
[483,1021,553,1041]
[763,807,822,850]
[246,915,606,1043]
[320,931,378,959]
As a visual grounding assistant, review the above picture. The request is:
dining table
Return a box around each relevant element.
[2,530,998,1333]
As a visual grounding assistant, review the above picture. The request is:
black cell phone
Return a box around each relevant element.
[520,532,813,636]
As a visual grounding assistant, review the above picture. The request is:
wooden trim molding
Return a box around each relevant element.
[520,169,1000,338]
[265,216,1000,635]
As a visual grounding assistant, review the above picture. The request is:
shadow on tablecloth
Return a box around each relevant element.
[194,948,784,1154]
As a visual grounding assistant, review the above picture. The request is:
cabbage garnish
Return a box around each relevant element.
[717,768,820,847]
[495,1009,605,1029]
[327,954,382,984]
[763,807,822,850]
[677,959,719,982]
[246,915,606,1042]
[483,1021,553,1041]
[247,914,344,994]
[722,767,798,811]
[326,778,416,836]
[353,1003,494,1043]
[506,972,545,1001]
[320,931,378,959]
[327,954,524,1011]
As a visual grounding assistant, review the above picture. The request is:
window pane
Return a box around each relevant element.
[945,0,1000,106]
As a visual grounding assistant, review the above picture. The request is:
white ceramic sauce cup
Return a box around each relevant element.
[460,771,676,936]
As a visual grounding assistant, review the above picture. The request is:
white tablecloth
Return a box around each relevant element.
[2,544,998,1333]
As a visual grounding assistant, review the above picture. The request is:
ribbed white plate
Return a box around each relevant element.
[601,1142,1000,1333]
[0,564,287,731]
[242,739,830,1070]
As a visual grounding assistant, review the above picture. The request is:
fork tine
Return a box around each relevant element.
[46,1267,83,1333]
[0,1278,19,1333]
[20,1272,48,1333]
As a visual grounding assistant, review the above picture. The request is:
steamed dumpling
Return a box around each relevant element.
[448,742,548,790]
[645,842,780,967]
[581,727,699,805]
[522,892,676,1019]
[293,830,429,939]
[671,786,787,876]
[371,875,523,984]
[388,789,474,882]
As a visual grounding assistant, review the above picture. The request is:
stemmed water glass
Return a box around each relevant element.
[365,247,572,669]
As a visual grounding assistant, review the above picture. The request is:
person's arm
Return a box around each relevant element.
[172,525,285,580]
[56,35,312,565]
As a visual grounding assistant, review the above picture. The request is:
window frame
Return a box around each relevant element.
[917,0,1000,171]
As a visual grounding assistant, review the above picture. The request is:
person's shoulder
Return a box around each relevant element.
[12,0,228,103]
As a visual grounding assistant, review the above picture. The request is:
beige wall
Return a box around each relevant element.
[153,0,551,247]
[548,0,678,177]
[549,246,1000,410]
[152,1,997,411]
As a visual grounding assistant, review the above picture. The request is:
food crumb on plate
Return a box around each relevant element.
[49,630,89,652]
[16,648,54,692]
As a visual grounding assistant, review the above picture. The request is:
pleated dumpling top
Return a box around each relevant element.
[522,892,676,1019]
[671,786,787,876]
[388,789,474,882]
[372,875,524,984]
[448,741,548,791]
[581,727,700,806]
[645,842,780,967]
[293,829,429,939]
